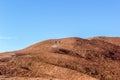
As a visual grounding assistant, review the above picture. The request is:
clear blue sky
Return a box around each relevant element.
[0,0,120,52]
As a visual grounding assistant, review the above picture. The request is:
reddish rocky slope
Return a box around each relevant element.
[0,36,120,80]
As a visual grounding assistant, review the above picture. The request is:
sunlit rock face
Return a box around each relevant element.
[0,36,120,80]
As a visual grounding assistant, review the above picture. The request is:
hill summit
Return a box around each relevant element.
[0,36,120,80]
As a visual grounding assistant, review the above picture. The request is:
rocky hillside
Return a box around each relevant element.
[0,36,120,80]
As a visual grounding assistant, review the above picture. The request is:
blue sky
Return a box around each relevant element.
[0,0,120,52]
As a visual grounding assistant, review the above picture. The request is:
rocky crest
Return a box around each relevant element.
[0,36,120,80]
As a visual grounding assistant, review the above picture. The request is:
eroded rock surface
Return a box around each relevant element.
[0,37,120,80]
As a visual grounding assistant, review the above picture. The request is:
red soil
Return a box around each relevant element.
[0,36,120,80]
